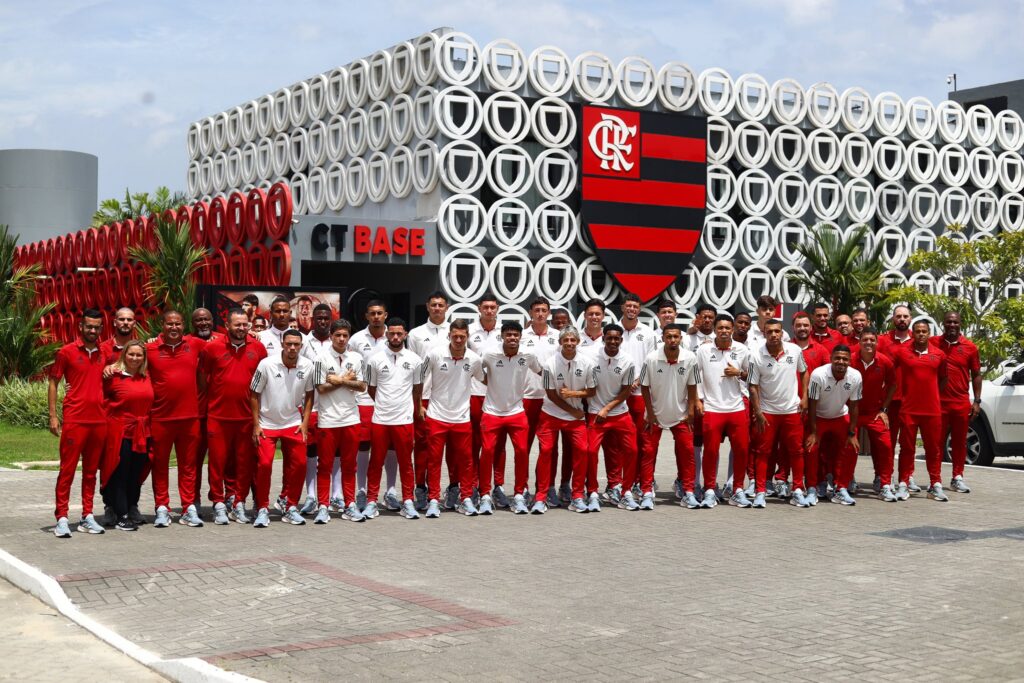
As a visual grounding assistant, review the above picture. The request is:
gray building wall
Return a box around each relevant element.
[949,78,1024,116]
[0,149,97,245]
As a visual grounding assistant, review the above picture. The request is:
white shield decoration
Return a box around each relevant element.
[487,198,533,251]
[531,97,576,148]
[435,86,483,140]
[366,152,389,203]
[488,252,534,304]
[435,32,482,86]
[439,141,486,194]
[534,149,576,201]
[441,248,488,302]
[528,46,572,97]
[412,140,439,194]
[482,39,527,91]
[389,146,413,199]
[577,256,617,302]
[367,101,390,151]
[389,94,413,146]
[535,253,579,303]
[486,145,533,198]
[483,92,530,144]
[438,194,487,248]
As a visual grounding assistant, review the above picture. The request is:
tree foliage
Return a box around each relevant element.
[0,225,59,380]
[786,223,887,323]
[91,186,189,227]
[128,217,206,338]
[883,224,1024,373]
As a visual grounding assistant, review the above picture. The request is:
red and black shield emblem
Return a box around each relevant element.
[580,105,707,302]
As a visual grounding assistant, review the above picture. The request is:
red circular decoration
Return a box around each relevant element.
[226,192,248,246]
[131,220,144,252]
[133,263,148,305]
[226,244,247,286]
[96,227,109,268]
[268,241,292,286]
[189,202,209,248]
[246,243,269,285]
[42,239,54,273]
[245,188,268,243]
[161,208,177,225]
[72,232,85,268]
[84,229,98,267]
[93,269,109,309]
[265,182,293,240]
[143,215,158,251]
[105,224,120,265]
[207,197,228,249]
[206,249,228,285]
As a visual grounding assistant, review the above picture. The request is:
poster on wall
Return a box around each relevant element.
[204,287,345,335]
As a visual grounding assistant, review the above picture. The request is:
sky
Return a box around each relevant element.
[1,0,1021,205]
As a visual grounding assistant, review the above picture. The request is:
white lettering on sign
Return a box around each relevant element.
[587,113,637,173]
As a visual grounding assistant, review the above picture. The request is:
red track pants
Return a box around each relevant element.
[941,408,971,479]
[806,416,855,489]
[642,421,694,494]
[899,413,943,486]
[254,427,306,511]
[701,409,750,493]
[53,422,107,520]
[206,418,254,505]
[318,424,360,507]
[626,394,647,485]
[479,412,529,496]
[534,413,590,500]
[752,412,804,493]
[150,418,199,513]
[589,412,636,491]
[368,423,415,502]
[424,417,472,501]
[857,416,893,487]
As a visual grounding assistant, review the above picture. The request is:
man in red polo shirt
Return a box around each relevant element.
[200,308,267,525]
[892,320,949,501]
[187,307,223,514]
[877,305,916,490]
[930,311,982,494]
[810,303,843,352]
[146,310,205,528]
[850,327,898,501]
[48,309,108,537]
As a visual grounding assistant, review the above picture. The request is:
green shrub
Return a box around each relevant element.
[0,378,62,429]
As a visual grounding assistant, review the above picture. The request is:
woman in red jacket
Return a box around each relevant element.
[103,340,154,531]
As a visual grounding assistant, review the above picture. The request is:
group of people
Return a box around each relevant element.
[47,289,981,536]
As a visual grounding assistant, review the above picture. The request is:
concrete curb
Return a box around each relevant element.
[0,548,261,683]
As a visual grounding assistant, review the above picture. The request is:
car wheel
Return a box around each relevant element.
[966,419,995,467]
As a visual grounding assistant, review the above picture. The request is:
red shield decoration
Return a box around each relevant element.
[580,105,707,302]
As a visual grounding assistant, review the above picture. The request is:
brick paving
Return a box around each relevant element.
[1,448,1023,681]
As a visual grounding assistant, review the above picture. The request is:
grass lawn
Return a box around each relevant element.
[0,422,59,469]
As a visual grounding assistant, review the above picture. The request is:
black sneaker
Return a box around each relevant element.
[128,505,146,524]
[116,517,138,532]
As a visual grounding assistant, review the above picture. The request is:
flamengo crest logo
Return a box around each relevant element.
[580,105,707,302]
[588,113,637,173]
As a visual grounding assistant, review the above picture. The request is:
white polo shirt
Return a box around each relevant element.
[259,326,293,356]
[349,327,387,407]
[481,350,542,417]
[522,325,560,400]
[747,324,791,350]
[620,322,657,396]
[578,330,605,357]
[685,329,714,353]
[588,346,635,417]
[694,342,750,413]
[366,347,423,426]
[301,333,332,412]
[639,347,697,428]
[468,321,501,397]
[250,354,315,430]
[541,352,597,421]
[421,346,483,423]
[408,320,450,401]
[808,365,863,419]
[312,348,364,428]
[748,342,806,415]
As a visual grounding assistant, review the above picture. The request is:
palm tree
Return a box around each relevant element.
[787,223,886,317]
[0,225,59,380]
[128,217,206,336]
[91,186,190,227]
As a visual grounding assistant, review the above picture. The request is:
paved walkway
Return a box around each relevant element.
[1,447,1022,682]
[0,577,165,682]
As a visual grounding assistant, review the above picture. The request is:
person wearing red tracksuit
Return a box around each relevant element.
[693,314,751,508]
[145,310,205,529]
[408,291,452,509]
[640,324,698,511]
[892,320,949,501]
[102,340,153,532]
[418,319,484,517]
[805,345,862,506]
[850,328,898,501]
[478,320,543,515]
[521,297,562,508]
[748,319,809,508]
[620,293,658,493]
[586,324,637,509]
[98,306,137,526]
[48,309,108,538]
[249,329,315,527]
[533,327,597,514]
[931,311,982,494]
[788,311,831,494]
[365,318,424,520]
[684,304,716,492]
[877,305,915,489]
[810,302,844,353]
[188,307,223,513]
[199,308,267,525]
[313,318,368,524]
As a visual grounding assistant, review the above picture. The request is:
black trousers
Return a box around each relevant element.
[109,438,147,518]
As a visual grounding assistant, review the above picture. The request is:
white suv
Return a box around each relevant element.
[966,364,1024,466]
